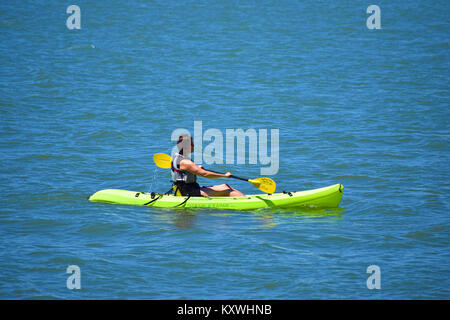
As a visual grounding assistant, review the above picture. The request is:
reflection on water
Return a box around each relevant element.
[275,206,345,220]
[253,206,345,227]
[146,206,345,229]
[144,207,199,229]
[172,210,198,229]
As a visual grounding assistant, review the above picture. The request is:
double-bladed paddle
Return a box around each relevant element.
[153,153,276,194]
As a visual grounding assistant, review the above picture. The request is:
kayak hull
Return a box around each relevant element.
[89,184,344,210]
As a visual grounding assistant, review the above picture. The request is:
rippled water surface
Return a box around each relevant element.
[0,0,449,299]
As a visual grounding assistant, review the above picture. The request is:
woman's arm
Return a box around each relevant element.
[180,159,231,179]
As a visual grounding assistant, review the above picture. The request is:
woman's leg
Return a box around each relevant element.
[200,184,245,197]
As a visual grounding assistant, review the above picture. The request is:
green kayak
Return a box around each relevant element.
[89,184,344,210]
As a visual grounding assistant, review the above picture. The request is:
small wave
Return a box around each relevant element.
[88,130,126,140]
[323,236,353,242]
[66,44,96,50]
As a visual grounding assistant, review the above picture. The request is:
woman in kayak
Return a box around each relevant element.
[171,135,245,197]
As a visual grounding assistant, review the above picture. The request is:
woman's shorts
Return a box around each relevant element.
[174,182,202,197]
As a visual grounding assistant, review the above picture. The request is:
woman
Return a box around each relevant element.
[171,135,245,197]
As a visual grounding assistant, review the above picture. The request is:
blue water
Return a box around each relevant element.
[0,0,449,299]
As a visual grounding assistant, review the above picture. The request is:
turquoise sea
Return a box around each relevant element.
[0,0,448,299]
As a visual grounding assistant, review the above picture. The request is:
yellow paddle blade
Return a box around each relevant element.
[153,153,172,169]
[248,177,276,194]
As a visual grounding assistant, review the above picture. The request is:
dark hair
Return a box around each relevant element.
[177,135,193,155]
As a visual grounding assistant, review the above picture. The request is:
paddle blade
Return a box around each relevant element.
[153,153,172,169]
[248,177,276,194]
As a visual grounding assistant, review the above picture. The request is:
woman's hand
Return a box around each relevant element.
[224,172,232,178]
